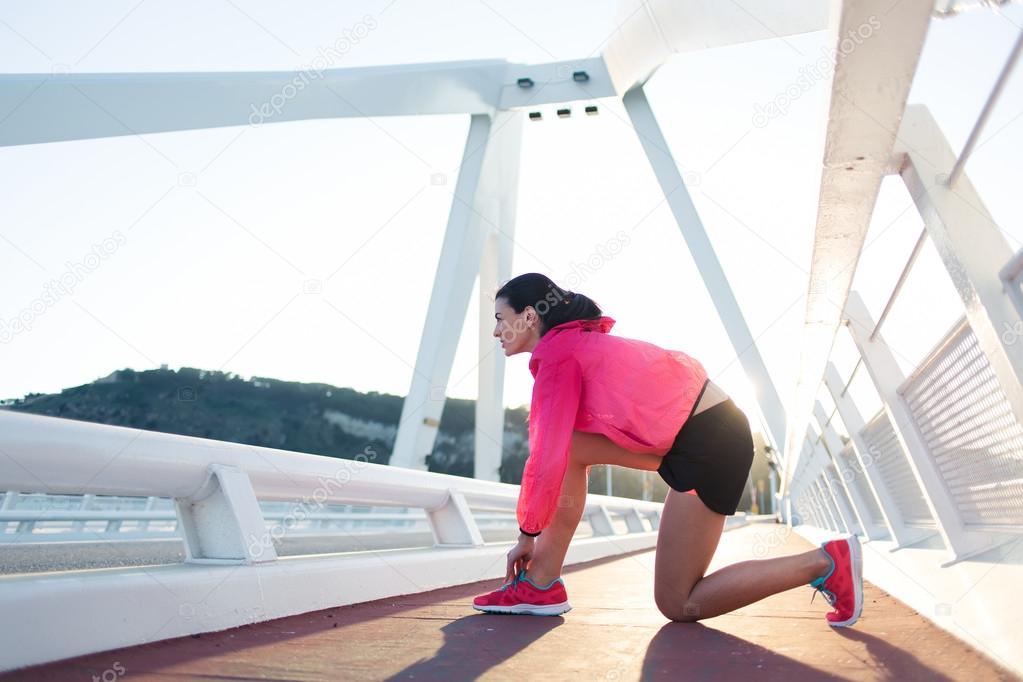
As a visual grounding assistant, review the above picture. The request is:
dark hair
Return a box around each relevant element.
[494,273,602,337]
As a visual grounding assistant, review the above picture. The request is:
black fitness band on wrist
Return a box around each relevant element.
[519,527,541,537]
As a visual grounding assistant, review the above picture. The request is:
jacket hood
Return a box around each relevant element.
[529,315,616,376]
[549,315,616,334]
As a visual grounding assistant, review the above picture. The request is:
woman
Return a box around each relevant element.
[472,273,862,627]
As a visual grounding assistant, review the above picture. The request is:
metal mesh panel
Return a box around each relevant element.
[815,500,828,528]
[861,409,935,527]
[815,478,840,531]
[814,498,830,531]
[839,442,887,528]
[808,481,827,530]
[801,486,822,529]
[792,491,818,527]
[900,318,1023,529]
[809,494,826,529]
[826,462,859,533]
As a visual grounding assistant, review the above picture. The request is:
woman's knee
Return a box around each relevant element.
[655,588,702,623]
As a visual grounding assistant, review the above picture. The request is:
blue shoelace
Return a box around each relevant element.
[810,584,837,606]
[499,570,525,591]
[810,545,837,606]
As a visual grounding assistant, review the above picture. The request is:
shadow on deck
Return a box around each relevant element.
[3,524,1016,681]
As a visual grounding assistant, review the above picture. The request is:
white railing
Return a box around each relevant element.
[0,493,521,541]
[899,317,1023,531]
[0,410,668,553]
[860,409,936,529]
[0,408,693,672]
[792,294,1023,555]
[786,295,1023,677]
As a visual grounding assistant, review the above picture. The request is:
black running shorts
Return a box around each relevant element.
[656,384,755,516]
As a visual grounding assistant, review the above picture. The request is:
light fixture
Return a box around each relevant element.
[557,108,571,118]
[585,105,598,115]
[517,77,534,88]
[572,71,589,82]
[528,111,542,121]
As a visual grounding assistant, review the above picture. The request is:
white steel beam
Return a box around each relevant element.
[390,114,494,471]
[623,85,787,450]
[475,111,524,482]
[0,58,612,147]
[391,110,524,474]
[603,0,829,92]
[895,105,1023,423]
[785,0,934,490]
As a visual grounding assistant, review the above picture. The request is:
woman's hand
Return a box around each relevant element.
[506,534,536,583]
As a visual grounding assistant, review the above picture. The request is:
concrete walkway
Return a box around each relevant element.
[4,523,1018,681]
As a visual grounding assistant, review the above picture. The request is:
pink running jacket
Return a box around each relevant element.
[517,315,708,535]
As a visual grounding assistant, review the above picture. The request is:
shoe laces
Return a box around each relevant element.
[810,544,837,607]
[810,583,837,607]
[498,572,524,592]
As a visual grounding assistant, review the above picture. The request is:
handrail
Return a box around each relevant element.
[0,506,524,542]
[947,27,1023,187]
[0,409,663,519]
[869,227,929,341]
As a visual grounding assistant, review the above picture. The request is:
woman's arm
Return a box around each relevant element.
[516,355,584,536]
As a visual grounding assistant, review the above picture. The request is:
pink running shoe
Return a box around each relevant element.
[472,569,571,616]
[809,533,863,627]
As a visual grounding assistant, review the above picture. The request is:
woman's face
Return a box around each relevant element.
[493,296,540,355]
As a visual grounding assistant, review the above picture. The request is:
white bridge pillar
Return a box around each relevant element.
[390,111,524,477]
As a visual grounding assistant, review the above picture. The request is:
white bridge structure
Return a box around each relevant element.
[2,0,1023,676]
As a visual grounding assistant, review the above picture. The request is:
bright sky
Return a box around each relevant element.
[1,2,1021,445]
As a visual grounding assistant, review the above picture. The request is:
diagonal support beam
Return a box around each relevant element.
[623,85,787,450]
[603,0,828,93]
[390,114,493,471]
[391,111,524,474]
[895,104,1023,422]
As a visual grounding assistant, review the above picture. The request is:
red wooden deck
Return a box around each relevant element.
[4,523,1017,681]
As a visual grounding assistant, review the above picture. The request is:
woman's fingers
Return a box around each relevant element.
[504,543,534,583]
[508,553,523,581]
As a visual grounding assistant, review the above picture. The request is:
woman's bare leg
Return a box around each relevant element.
[523,459,588,585]
[525,431,663,585]
[654,488,832,621]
